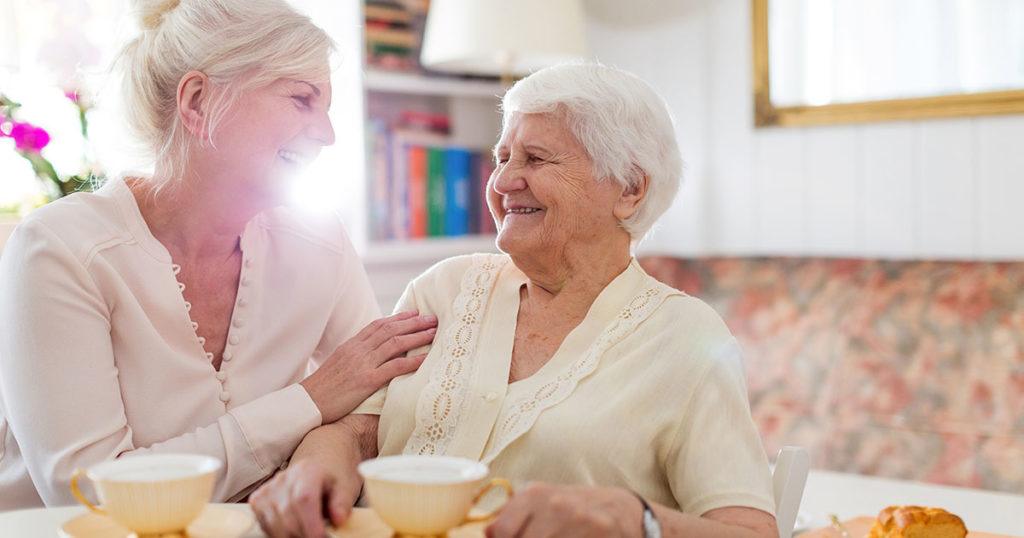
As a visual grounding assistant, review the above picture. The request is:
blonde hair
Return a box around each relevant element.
[117,0,335,188]
[501,63,683,242]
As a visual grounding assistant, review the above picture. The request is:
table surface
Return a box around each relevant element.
[2,470,1022,537]
[794,470,1024,536]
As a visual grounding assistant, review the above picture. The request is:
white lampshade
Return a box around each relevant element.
[420,0,587,77]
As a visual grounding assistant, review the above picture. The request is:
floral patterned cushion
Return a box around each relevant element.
[639,256,1024,493]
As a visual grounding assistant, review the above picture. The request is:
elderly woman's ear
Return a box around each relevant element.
[612,172,650,221]
[176,70,211,138]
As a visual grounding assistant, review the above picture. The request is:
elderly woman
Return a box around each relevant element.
[0,0,435,509]
[251,63,776,538]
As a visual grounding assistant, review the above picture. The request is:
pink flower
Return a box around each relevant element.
[9,121,50,153]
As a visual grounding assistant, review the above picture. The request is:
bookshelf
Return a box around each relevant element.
[360,1,504,310]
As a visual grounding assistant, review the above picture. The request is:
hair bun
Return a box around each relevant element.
[137,0,182,30]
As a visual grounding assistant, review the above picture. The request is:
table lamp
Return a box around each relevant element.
[419,0,587,84]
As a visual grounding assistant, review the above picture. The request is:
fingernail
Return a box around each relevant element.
[424,315,437,323]
[427,327,437,334]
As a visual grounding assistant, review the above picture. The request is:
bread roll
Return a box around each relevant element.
[867,505,967,538]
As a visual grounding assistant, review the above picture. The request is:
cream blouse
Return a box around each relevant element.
[0,178,380,509]
[360,254,775,517]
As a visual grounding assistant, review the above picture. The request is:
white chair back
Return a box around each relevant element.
[773,446,810,538]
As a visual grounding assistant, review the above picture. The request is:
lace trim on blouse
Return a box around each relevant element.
[405,254,506,456]
[481,285,666,463]
[404,253,669,462]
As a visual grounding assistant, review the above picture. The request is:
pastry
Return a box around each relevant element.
[867,505,967,538]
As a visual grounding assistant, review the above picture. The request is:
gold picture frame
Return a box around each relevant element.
[752,0,1024,127]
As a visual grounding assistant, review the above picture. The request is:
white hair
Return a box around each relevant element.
[116,0,335,188]
[501,62,683,241]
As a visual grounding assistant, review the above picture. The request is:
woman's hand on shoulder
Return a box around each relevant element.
[486,483,643,538]
[301,310,437,423]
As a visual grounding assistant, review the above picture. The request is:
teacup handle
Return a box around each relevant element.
[70,469,105,515]
[464,478,514,524]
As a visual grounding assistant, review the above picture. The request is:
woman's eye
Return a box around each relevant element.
[292,95,311,107]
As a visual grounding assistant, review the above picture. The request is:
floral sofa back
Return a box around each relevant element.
[639,256,1024,493]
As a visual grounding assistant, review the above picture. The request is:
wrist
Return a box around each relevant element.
[632,492,662,538]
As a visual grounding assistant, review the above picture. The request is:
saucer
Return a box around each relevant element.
[60,504,254,538]
[329,508,486,538]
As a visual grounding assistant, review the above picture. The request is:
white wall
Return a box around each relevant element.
[586,0,1024,261]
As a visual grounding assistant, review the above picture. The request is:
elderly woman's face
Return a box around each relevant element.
[488,112,630,260]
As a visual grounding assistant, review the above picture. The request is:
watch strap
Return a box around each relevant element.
[634,493,662,538]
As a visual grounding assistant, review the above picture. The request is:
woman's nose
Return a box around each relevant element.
[491,160,526,194]
[310,110,335,146]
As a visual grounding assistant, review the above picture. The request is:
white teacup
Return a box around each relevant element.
[358,455,513,537]
[70,453,221,535]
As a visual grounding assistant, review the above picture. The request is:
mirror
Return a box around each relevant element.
[752,0,1024,127]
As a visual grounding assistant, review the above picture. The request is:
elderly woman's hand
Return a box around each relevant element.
[301,310,436,424]
[250,459,353,538]
[486,483,643,538]
[251,415,378,538]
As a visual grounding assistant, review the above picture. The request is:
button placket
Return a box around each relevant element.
[221,254,251,379]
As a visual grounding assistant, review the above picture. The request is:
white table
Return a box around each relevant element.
[0,503,266,537]
[796,470,1024,536]
[3,472,1022,537]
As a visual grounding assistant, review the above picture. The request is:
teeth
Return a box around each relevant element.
[508,208,540,214]
[278,150,302,164]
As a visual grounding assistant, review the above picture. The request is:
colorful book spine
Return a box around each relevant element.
[444,148,471,236]
[406,145,428,238]
[426,147,446,237]
[368,117,499,239]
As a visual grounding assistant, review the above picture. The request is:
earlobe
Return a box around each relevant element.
[177,70,209,138]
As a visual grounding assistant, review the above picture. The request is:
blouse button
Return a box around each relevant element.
[233,318,246,328]
[240,276,250,286]
[245,258,253,268]
[484,392,498,402]
[223,350,234,361]
[216,371,227,381]
[237,297,248,307]
[219,391,231,403]
[229,335,239,345]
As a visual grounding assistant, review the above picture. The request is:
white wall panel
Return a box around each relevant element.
[752,129,806,254]
[917,120,977,259]
[860,123,917,258]
[978,115,1024,259]
[806,127,861,255]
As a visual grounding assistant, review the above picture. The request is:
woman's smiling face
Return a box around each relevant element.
[204,75,335,207]
[487,111,629,261]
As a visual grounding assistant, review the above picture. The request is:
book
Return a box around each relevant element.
[365,27,417,48]
[444,148,472,236]
[364,4,413,24]
[426,147,446,236]
[367,119,391,240]
[406,145,428,238]
[389,127,447,239]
